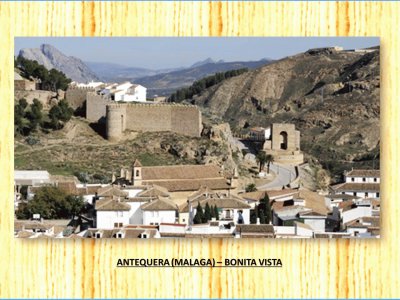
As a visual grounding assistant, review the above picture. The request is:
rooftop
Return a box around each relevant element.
[345,169,380,178]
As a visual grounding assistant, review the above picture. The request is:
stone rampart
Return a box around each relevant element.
[65,86,95,111]
[106,103,202,141]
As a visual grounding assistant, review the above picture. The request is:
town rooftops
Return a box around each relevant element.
[141,164,223,181]
[236,224,274,234]
[331,183,380,192]
[180,195,251,212]
[345,169,380,178]
[137,185,169,197]
[140,197,178,211]
[97,185,128,198]
[95,198,131,211]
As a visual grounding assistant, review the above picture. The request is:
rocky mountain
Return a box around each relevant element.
[85,62,184,82]
[19,44,99,83]
[185,47,380,180]
[134,58,272,97]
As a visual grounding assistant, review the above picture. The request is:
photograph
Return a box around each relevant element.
[13,37,380,239]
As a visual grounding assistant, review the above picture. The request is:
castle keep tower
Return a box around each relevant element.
[263,123,304,165]
[106,104,127,142]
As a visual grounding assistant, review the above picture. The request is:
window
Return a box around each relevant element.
[182,219,186,222]
[362,177,366,182]
[374,178,377,182]
[141,233,149,239]
[365,192,368,198]
[116,233,123,238]
[351,177,355,182]
[353,192,357,196]
[136,170,140,177]
[377,192,380,198]
[95,233,101,238]
[114,222,123,228]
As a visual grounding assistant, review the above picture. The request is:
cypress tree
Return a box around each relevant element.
[204,202,212,221]
[214,205,219,220]
[194,202,204,224]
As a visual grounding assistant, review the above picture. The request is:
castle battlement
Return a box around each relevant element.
[106,102,198,109]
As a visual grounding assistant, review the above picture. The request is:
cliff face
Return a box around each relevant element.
[190,47,380,179]
[19,44,99,83]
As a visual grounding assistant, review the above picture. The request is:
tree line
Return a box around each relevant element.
[15,56,71,91]
[168,68,249,102]
[250,194,272,224]
[15,98,74,136]
[16,186,86,220]
[193,202,219,224]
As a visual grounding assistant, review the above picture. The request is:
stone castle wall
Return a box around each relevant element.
[15,80,36,91]
[65,86,95,111]
[86,92,111,122]
[106,103,202,141]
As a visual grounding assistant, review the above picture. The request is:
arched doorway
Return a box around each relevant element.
[279,131,288,150]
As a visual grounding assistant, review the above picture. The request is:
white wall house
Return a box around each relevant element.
[140,197,178,225]
[100,82,147,102]
[95,198,131,229]
[96,210,130,229]
[330,169,380,199]
[142,210,177,226]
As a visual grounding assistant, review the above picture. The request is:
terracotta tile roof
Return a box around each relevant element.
[331,183,380,192]
[140,197,178,211]
[141,164,223,181]
[236,224,274,234]
[240,191,267,202]
[181,195,251,212]
[137,185,169,197]
[297,190,330,215]
[95,199,131,211]
[97,186,128,197]
[14,220,54,231]
[345,169,380,178]
[144,178,231,192]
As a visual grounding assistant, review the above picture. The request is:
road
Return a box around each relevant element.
[233,137,297,190]
[257,163,296,190]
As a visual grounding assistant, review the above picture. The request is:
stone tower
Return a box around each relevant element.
[263,123,303,165]
[106,104,127,142]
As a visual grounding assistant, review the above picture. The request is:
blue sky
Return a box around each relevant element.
[15,37,379,70]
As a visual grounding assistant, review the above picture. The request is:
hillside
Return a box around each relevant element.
[19,44,99,83]
[134,59,272,97]
[185,47,380,180]
[15,118,244,184]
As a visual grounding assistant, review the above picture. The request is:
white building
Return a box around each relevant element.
[100,82,147,102]
[95,198,131,229]
[141,197,178,226]
[75,81,104,89]
[330,169,380,199]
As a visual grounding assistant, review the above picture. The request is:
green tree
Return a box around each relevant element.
[48,100,74,129]
[250,209,258,224]
[204,202,212,222]
[258,194,272,224]
[210,204,216,219]
[256,151,268,173]
[193,202,204,224]
[25,99,43,132]
[245,183,257,193]
[259,210,266,224]
[214,205,219,220]
[15,186,85,219]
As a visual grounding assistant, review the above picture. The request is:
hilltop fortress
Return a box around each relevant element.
[66,88,202,141]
